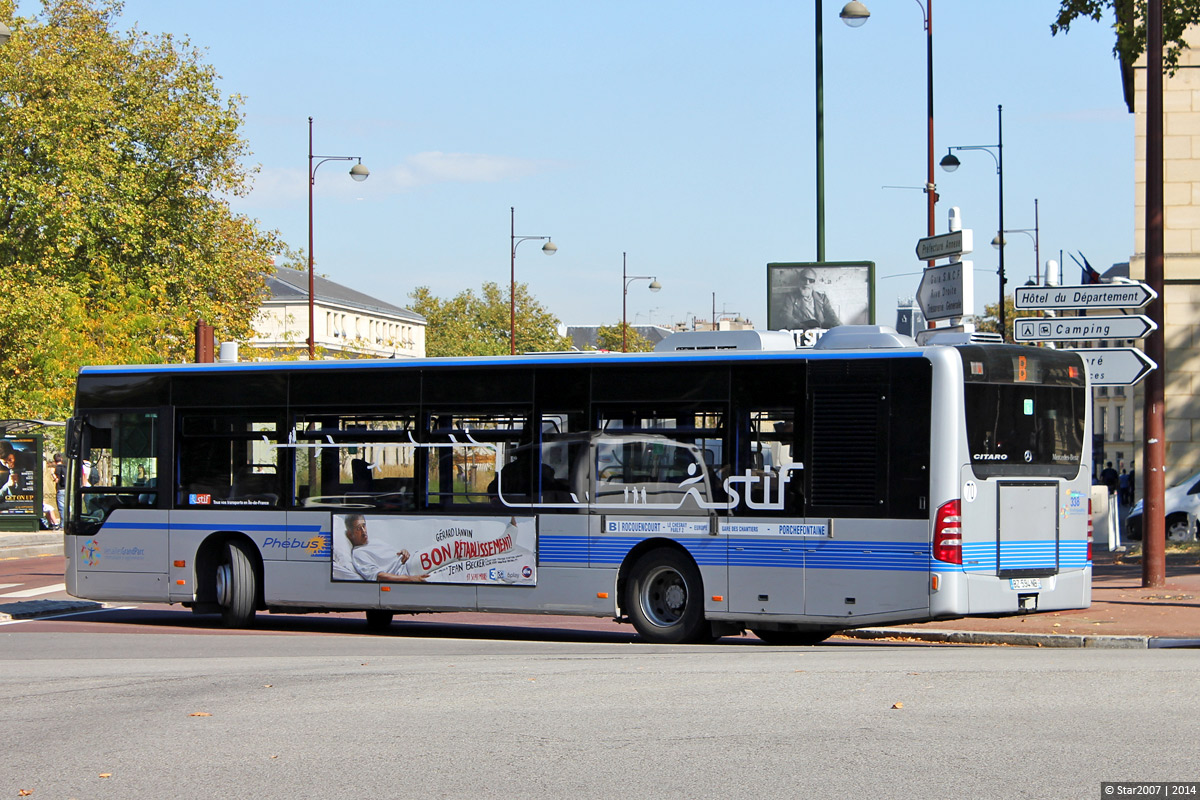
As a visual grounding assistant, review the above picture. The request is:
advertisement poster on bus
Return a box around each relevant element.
[331,513,537,585]
[0,436,39,517]
[766,261,875,346]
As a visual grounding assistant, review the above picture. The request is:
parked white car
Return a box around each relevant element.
[1125,469,1200,542]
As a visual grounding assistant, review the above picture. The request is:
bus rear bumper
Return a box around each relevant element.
[932,567,1092,617]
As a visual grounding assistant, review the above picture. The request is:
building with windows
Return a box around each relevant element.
[1120,26,1200,485]
[250,266,426,359]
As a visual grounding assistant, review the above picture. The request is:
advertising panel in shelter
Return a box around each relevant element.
[0,436,39,517]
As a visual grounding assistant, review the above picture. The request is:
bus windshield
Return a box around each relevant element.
[959,346,1087,478]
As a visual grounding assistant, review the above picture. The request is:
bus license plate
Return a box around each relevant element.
[1010,578,1042,591]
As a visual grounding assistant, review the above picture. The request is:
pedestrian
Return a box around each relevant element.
[1118,468,1131,507]
[52,453,66,528]
[1101,461,1119,495]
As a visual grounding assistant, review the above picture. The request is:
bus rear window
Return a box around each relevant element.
[964,384,1085,478]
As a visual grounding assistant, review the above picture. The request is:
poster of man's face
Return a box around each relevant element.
[767,262,873,343]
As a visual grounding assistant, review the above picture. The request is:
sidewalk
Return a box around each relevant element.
[842,549,1200,648]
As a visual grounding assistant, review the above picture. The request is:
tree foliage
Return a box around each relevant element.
[0,0,280,421]
[1052,0,1200,73]
[596,322,654,352]
[409,281,571,357]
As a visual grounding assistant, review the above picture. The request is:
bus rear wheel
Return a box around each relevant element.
[215,541,257,628]
[751,628,835,646]
[626,548,708,644]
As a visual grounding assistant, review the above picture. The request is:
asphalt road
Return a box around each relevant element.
[4,629,1197,800]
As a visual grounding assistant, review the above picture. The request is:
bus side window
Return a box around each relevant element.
[177,414,282,508]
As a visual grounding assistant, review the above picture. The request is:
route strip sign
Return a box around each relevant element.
[1012,315,1157,343]
[1013,282,1157,311]
[1066,347,1157,387]
[915,230,973,261]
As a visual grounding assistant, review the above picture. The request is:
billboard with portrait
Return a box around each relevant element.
[767,261,875,346]
[0,436,40,518]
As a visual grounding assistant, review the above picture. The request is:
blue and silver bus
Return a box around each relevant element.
[63,327,1092,644]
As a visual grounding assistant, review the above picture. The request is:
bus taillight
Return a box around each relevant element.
[933,500,963,564]
[1087,498,1093,562]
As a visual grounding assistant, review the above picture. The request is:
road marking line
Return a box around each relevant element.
[0,583,19,590]
[0,582,67,598]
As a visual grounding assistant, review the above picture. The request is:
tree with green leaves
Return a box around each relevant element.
[0,0,281,421]
[596,322,654,352]
[409,281,571,357]
[1052,0,1200,75]
[974,296,1041,342]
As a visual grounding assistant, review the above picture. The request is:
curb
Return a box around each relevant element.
[0,599,104,621]
[842,627,1155,649]
[0,532,65,561]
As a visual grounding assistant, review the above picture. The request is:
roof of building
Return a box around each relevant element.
[266,266,426,324]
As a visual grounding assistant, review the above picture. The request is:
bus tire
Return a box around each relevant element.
[216,541,257,628]
[626,548,708,644]
[751,628,835,646]
[365,610,394,631]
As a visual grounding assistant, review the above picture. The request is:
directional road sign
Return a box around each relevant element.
[1013,282,1157,311]
[915,229,973,262]
[917,261,974,321]
[1012,314,1157,343]
[1066,347,1157,387]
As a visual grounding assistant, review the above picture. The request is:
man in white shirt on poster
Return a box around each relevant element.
[344,514,426,583]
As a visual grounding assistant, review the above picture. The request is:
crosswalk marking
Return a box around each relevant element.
[0,583,67,599]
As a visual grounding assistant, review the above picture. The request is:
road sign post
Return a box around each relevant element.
[1013,282,1157,311]
[1012,315,1158,343]
[915,230,973,262]
[916,261,974,322]
[1068,347,1157,387]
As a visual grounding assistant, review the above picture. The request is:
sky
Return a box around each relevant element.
[36,1,1135,330]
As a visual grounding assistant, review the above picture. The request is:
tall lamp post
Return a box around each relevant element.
[509,206,557,355]
[308,116,369,360]
[940,104,1005,339]
[815,2,872,262]
[838,1,937,258]
[622,252,661,352]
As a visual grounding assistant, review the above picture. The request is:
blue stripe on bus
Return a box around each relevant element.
[99,522,325,533]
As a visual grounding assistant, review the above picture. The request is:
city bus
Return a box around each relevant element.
[62,326,1092,645]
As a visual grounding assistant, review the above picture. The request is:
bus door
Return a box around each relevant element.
[66,409,171,602]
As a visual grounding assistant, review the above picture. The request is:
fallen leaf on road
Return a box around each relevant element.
[189,712,212,717]
[99,774,111,779]
[18,790,32,796]
[891,702,904,709]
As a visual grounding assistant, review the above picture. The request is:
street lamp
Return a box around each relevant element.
[993,200,1039,284]
[509,207,557,356]
[815,3,872,261]
[840,2,938,261]
[622,252,661,352]
[307,116,369,360]
[941,103,1005,339]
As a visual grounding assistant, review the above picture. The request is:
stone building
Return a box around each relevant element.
[250,266,426,359]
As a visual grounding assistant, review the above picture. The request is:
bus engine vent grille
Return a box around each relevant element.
[810,390,880,508]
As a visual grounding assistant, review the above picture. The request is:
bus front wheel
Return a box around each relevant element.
[751,628,835,646]
[626,548,708,644]
[215,541,257,628]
